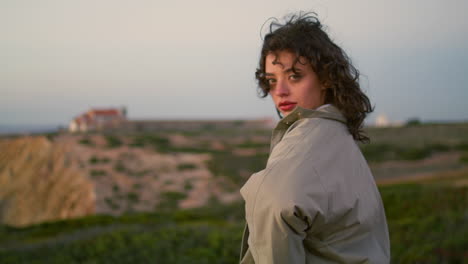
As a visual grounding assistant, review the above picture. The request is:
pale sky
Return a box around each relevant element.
[1,0,467,127]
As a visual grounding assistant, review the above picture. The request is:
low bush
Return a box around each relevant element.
[156,191,187,211]
[360,143,456,162]
[78,137,93,146]
[177,163,197,171]
[90,169,107,178]
[184,180,193,191]
[459,152,468,163]
[89,156,111,164]
[206,152,268,185]
[105,135,123,148]
[113,161,126,173]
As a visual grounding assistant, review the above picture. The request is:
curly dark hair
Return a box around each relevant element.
[256,12,373,143]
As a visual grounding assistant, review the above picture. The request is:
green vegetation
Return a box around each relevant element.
[89,156,111,164]
[460,152,468,163]
[0,182,466,263]
[130,134,171,151]
[90,169,107,178]
[105,197,120,211]
[360,142,467,163]
[405,117,422,126]
[382,183,467,263]
[236,140,269,149]
[184,180,193,191]
[105,135,123,148]
[364,123,468,149]
[113,161,126,173]
[156,191,187,211]
[126,192,139,204]
[9,121,465,263]
[44,132,59,141]
[206,152,268,185]
[129,134,226,154]
[456,143,468,151]
[78,137,94,146]
[360,122,468,162]
[360,143,440,162]
[177,163,197,171]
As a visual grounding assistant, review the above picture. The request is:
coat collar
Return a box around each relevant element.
[270,104,346,153]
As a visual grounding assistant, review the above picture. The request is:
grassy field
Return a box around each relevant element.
[1,173,467,264]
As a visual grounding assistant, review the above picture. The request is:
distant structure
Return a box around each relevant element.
[375,114,390,127]
[374,114,403,127]
[69,107,274,133]
[69,107,127,132]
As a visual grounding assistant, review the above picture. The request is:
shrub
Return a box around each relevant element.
[177,163,197,171]
[79,137,93,146]
[90,169,107,178]
[130,134,170,152]
[360,143,453,162]
[113,161,126,173]
[405,118,422,126]
[184,180,193,191]
[398,147,431,160]
[455,143,468,151]
[104,198,120,210]
[236,140,269,149]
[45,132,58,141]
[105,135,122,148]
[460,153,468,163]
[127,192,139,204]
[360,143,394,162]
[89,156,111,164]
[206,151,268,186]
[157,191,187,210]
[89,156,99,164]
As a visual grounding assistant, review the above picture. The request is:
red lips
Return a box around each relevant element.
[278,101,297,111]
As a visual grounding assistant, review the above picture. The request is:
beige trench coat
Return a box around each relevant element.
[239,105,390,263]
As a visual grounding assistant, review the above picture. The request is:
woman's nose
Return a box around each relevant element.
[274,79,290,97]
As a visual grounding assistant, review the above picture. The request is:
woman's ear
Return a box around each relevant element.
[320,81,330,91]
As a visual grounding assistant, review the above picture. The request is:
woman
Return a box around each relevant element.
[239,13,390,263]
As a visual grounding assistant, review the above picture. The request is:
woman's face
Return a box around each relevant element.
[265,50,326,117]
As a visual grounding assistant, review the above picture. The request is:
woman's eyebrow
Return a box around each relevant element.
[265,68,301,76]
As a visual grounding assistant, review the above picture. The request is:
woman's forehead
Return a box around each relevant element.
[266,51,309,70]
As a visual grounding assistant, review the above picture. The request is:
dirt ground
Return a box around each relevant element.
[55,134,241,215]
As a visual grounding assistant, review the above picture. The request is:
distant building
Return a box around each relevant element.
[68,107,274,133]
[69,107,127,132]
[375,114,390,127]
[374,114,403,128]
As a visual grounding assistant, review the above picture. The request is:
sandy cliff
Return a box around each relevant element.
[0,136,95,227]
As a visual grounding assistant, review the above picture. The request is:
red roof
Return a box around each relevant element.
[88,109,121,116]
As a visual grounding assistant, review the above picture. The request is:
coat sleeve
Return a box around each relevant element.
[247,118,330,264]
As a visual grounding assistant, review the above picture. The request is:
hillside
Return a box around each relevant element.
[2,122,468,225]
[0,122,467,262]
[0,137,95,227]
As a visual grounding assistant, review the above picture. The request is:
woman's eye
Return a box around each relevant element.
[290,74,302,80]
[266,79,276,85]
